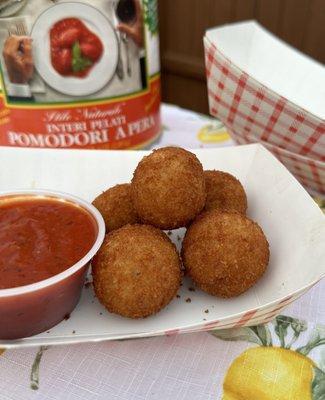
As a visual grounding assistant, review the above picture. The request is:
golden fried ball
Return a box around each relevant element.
[92,184,138,232]
[182,210,269,297]
[92,224,181,318]
[131,147,206,229]
[204,170,247,214]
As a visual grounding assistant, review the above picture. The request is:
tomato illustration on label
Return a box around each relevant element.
[0,0,162,151]
[50,18,103,78]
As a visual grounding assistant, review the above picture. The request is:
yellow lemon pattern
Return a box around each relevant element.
[212,315,325,400]
[197,123,230,144]
[223,347,314,400]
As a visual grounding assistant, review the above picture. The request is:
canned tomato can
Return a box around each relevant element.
[0,0,161,149]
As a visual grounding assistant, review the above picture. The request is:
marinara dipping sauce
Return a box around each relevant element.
[0,197,97,289]
[0,191,105,340]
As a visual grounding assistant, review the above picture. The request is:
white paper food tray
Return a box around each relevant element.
[0,144,324,348]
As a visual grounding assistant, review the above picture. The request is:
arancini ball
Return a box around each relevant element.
[204,170,247,214]
[92,224,182,318]
[131,147,206,229]
[92,184,138,233]
[182,210,269,297]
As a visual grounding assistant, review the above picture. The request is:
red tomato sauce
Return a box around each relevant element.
[0,197,97,289]
[50,18,103,78]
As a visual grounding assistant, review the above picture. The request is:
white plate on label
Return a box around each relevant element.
[0,144,324,349]
[31,2,118,96]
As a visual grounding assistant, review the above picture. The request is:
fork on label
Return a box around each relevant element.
[7,21,28,37]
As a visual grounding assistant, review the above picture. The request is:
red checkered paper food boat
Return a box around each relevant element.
[204,21,325,195]
[232,131,325,196]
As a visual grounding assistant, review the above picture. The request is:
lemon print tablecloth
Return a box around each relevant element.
[0,103,324,400]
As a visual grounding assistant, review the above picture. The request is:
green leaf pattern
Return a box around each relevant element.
[143,0,158,35]
[30,346,48,390]
[273,315,308,349]
[211,326,269,346]
[297,327,325,356]
[312,367,325,400]
[254,325,273,346]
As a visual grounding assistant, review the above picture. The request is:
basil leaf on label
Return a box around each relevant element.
[72,41,81,59]
[71,41,93,73]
